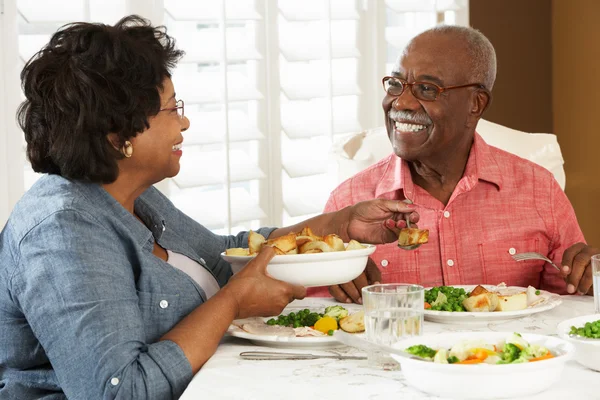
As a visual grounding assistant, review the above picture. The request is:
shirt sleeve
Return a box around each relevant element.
[540,177,586,294]
[11,209,193,400]
[324,181,354,213]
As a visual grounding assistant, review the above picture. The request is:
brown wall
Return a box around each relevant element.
[471,0,600,244]
[552,0,600,245]
[470,0,553,133]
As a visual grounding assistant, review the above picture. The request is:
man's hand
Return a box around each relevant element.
[561,243,599,295]
[342,199,420,244]
[328,258,382,304]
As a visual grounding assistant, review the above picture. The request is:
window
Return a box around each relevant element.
[0,0,468,229]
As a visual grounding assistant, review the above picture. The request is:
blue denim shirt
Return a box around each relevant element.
[0,174,275,399]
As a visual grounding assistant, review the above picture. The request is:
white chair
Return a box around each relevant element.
[332,119,566,190]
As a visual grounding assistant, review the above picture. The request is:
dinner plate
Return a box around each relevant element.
[227,305,363,348]
[423,285,562,324]
[221,244,376,287]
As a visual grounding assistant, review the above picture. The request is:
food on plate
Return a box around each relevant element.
[227,228,367,256]
[397,228,429,248]
[462,289,499,312]
[339,310,365,333]
[405,332,555,364]
[232,306,364,337]
[265,233,298,255]
[569,319,600,339]
[323,305,349,321]
[224,247,250,256]
[425,286,469,312]
[424,284,547,313]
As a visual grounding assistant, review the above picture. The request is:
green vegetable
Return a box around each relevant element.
[425,286,468,312]
[535,290,541,295]
[569,319,600,339]
[323,305,348,321]
[405,344,437,359]
[500,343,522,363]
[268,308,323,328]
[327,329,334,336]
[430,292,448,307]
[447,356,459,364]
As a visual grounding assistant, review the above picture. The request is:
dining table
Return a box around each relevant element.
[180,295,599,400]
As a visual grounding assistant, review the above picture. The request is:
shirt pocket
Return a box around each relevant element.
[372,243,421,284]
[477,239,544,288]
[137,291,181,342]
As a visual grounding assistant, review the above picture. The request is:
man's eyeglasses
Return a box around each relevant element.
[382,76,486,102]
[159,99,185,119]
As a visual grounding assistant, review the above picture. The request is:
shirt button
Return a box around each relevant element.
[111,377,119,386]
[508,248,516,255]
[200,258,206,264]
[159,300,169,309]
[443,211,450,218]
[447,259,455,267]
[381,259,389,267]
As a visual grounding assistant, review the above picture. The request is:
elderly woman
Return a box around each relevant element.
[0,16,417,399]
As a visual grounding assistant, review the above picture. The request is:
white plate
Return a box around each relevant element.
[423,285,562,324]
[221,244,376,287]
[391,331,574,399]
[227,305,362,348]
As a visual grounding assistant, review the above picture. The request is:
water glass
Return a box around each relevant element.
[591,255,600,314]
[362,283,424,370]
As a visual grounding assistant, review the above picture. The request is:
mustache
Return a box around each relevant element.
[388,110,432,125]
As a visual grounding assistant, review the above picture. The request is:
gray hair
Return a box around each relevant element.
[408,25,497,90]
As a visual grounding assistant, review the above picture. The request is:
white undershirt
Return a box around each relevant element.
[166,250,220,299]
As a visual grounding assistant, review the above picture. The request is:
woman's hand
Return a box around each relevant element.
[224,247,307,319]
[338,199,419,244]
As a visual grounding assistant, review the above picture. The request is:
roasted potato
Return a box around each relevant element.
[339,310,365,333]
[397,228,429,247]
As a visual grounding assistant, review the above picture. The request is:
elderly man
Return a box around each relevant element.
[309,25,591,302]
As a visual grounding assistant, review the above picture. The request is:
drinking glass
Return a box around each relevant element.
[591,254,600,314]
[362,283,424,370]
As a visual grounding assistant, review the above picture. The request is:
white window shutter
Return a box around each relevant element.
[2,0,469,229]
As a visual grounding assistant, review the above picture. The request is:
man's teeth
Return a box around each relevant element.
[394,122,425,132]
[172,143,182,151]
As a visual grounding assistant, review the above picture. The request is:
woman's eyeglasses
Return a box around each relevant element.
[382,76,486,102]
[159,99,184,119]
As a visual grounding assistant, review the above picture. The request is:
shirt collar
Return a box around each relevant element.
[72,180,165,246]
[374,132,503,199]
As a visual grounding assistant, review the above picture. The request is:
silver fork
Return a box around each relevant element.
[511,252,562,272]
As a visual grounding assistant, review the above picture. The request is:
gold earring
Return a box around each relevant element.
[122,141,133,158]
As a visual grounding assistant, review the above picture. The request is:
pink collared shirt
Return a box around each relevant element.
[309,133,585,296]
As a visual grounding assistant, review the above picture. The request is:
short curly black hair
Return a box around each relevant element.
[17,15,184,183]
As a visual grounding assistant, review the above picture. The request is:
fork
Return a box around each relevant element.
[511,252,562,272]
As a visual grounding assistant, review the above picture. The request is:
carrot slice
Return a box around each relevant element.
[456,358,484,364]
[529,353,554,362]
[424,302,431,309]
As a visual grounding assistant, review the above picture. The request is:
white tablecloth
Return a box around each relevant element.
[181,296,599,400]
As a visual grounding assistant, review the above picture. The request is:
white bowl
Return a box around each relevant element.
[220,244,376,287]
[557,314,600,372]
[391,332,574,400]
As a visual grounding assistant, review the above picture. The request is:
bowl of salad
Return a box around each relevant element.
[390,331,574,399]
[557,314,600,372]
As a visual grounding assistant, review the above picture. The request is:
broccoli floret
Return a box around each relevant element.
[501,343,522,363]
[447,356,459,364]
[514,344,550,363]
[323,305,348,321]
[430,292,448,307]
[405,344,437,359]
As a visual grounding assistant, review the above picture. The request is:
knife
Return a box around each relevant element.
[239,351,367,360]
